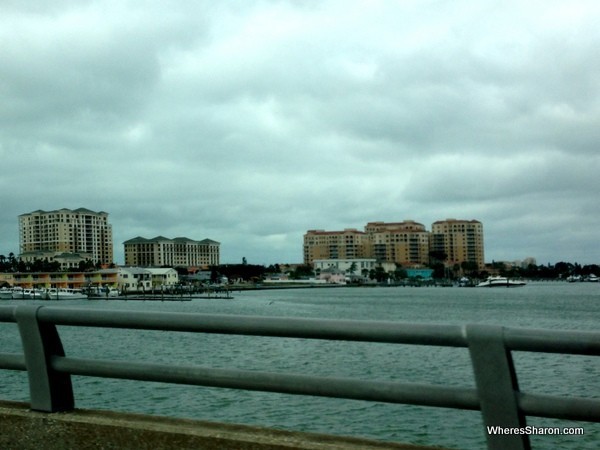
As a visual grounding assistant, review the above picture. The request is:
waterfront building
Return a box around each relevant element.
[0,273,14,287]
[405,268,434,280]
[19,251,93,270]
[19,208,113,265]
[123,236,220,268]
[303,229,368,264]
[9,269,119,290]
[313,258,377,275]
[304,221,431,266]
[364,221,430,266]
[145,267,179,288]
[316,268,347,284]
[118,267,152,292]
[304,219,485,270]
[430,219,484,270]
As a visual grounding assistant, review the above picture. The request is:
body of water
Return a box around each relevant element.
[1,282,598,449]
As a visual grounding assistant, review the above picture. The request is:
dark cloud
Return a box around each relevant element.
[1,0,599,265]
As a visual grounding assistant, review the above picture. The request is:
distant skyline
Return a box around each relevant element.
[1,1,599,266]
[0,208,590,267]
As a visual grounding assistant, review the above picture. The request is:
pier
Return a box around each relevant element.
[0,305,598,449]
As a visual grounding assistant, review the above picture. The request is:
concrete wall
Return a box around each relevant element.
[0,400,440,450]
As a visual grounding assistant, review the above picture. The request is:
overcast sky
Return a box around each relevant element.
[1,0,599,266]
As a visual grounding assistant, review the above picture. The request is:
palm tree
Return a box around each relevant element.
[8,253,16,272]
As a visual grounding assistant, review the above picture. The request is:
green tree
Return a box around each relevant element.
[347,262,357,275]
[394,267,407,279]
[290,264,314,279]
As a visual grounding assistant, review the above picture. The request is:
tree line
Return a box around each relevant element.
[205,260,600,283]
[2,252,598,282]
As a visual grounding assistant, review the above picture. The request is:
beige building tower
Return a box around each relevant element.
[19,208,113,265]
[430,219,484,269]
[123,236,220,267]
[364,221,430,266]
[303,229,368,265]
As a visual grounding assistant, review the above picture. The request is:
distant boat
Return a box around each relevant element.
[0,287,13,300]
[586,274,599,282]
[458,277,475,287]
[476,276,526,288]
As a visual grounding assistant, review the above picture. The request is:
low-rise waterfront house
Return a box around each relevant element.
[145,267,179,288]
[405,268,434,280]
[313,258,377,274]
[19,251,94,270]
[317,268,347,284]
[118,267,152,293]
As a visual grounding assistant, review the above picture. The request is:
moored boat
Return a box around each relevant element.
[0,287,13,300]
[45,288,89,300]
[30,289,46,299]
[13,288,46,299]
[11,287,26,299]
[86,286,120,299]
[476,276,526,288]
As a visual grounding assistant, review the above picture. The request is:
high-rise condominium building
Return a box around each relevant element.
[430,219,484,269]
[304,219,485,269]
[364,221,431,266]
[303,229,368,264]
[123,236,220,267]
[304,222,430,267]
[19,208,113,264]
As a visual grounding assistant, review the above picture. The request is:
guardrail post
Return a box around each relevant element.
[15,305,74,412]
[465,324,530,450]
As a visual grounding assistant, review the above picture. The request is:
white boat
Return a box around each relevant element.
[30,289,46,299]
[45,288,89,300]
[14,288,46,299]
[11,287,26,299]
[586,274,599,282]
[476,276,526,288]
[458,277,475,287]
[86,286,120,299]
[0,287,13,300]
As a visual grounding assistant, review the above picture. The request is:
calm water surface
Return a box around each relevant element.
[1,282,598,449]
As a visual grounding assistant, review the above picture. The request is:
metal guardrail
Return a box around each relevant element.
[0,304,598,450]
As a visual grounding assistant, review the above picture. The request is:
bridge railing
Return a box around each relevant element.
[0,304,598,450]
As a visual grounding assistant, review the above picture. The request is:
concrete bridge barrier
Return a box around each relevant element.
[1,305,599,449]
[0,400,436,450]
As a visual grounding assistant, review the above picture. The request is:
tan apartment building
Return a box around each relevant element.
[123,236,220,267]
[19,208,113,265]
[430,219,484,269]
[304,219,485,270]
[304,222,430,267]
[303,229,368,264]
[364,221,430,266]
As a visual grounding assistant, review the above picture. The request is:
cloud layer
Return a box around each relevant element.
[1,0,599,265]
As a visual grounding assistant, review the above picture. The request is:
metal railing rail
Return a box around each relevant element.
[0,305,598,450]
